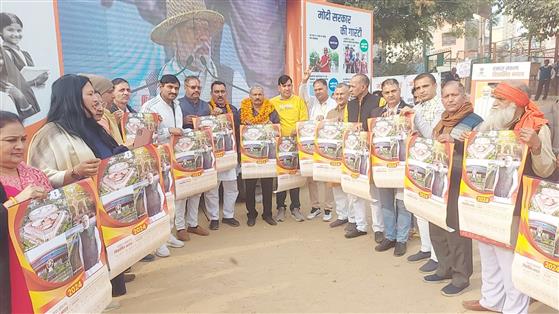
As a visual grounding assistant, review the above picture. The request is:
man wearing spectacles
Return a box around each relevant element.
[179,76,211,129]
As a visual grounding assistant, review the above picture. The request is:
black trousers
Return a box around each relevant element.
[111,272,126,297]
[276,188,300,210]
[430,223,473,288]
[245,178,274,218]
[535,79,550,100]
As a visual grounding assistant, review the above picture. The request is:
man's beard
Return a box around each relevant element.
[178,42,211,71]
[479,105,517,131]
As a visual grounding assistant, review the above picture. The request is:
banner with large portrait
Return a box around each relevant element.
[8,179,111,313]
[240,124,280,179]
[121,112,160,147]
[296,121,318,177]
[340,124,373,200]
[313,121,348,183]
[403,135,454,230]
[512,177,559,310]
[458,131,528,247]
[276,136,307,193]
[368,115,413,188]
[96,145,170,278]
[171,129,218,200]
[192,113,237,172]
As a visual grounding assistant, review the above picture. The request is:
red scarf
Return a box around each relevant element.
[492,83,547,131]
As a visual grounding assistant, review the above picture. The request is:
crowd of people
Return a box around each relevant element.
[0,66,556,313]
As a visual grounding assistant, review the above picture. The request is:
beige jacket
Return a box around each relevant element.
[27,122,96,188]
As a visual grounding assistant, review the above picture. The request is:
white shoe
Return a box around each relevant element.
[306,208,322,220]
[155,244,170,257]
[323,210,332,222]
[167,234,184,248]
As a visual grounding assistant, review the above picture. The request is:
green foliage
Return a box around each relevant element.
[328,0,493,45]
[499,0,559,40]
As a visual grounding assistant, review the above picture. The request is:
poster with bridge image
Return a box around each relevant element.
[276,136,307,193]
[313,121,350,183]
[512,177,559,311]
[8,179,111,313]
[341,125,374,201]
[296,120,318,176]
[368,115,413,188]
[97,145,170,278]
[458,131,528,248]
[193,113,237,172]
[171,129,218,199]
[403,135,454,230]
[240,124,280,179]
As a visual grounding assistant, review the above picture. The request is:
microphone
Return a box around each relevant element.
[131,56,194,93]
[200,56,250,94]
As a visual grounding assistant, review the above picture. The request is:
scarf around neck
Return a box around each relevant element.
[433,101,473,137]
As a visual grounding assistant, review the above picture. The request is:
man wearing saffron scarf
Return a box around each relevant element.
[204,81,241,230]
[463,81,556,313]
[240,85,280,226]
[424,81,482,296]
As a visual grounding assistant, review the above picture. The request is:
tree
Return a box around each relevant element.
[499,0,559,41]
[328,0,492,45]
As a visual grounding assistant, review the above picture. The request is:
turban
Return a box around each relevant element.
[492,82,547,132]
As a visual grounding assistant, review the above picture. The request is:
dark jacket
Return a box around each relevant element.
[346,92,381,131]
[371,100,412,117]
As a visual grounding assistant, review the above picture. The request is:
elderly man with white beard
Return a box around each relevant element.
[462,81,556,313]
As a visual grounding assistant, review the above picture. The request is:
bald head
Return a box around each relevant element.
[442,80,465,96]
[349,74,370,100]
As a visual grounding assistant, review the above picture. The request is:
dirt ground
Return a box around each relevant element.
[118,187,556,313]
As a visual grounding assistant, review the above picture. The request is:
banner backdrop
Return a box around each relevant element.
[368,115,413,188]
[340,124,373,200]
[313,121,348,183]
[296,121,318,176]
[304,0,372,96]
[121,112,161,147]
[458,131,528,247]
[96,145,169,278]
[193,113,237,172]
[8,179,111,313]
[276,136,306,193]
[512,177,559,311]
[469,62,531,119]
[240,124,280,179]
[171,129,218,200]
[404,136,454,230]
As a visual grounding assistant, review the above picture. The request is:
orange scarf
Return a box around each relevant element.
[240,98,274,124]
[433,101,474,137]
[209,98,232,114]
[492,83,547,131]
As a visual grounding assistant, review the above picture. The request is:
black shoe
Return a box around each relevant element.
[407,250,431,263]
[263,216,277,226]
[209,219,219,230]
[394,242,407,256]
[247,216,256,227]
[419,259,438,273]
[124,273,136,283]
[329,219,348,228]
[345,229,367,238]
[441,283,470,297]
[222,218,240,227]
[140,254,155,262]
[423,273,451,284]
[374,238,396,252]
[344,222,357,232]
[374,231,384,243]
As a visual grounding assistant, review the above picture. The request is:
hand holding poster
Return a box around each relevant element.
[403,135,454,230]
[313,121,348,183]
[512,177,559,310]
[240,124,280,179]
[192,113,238,172]
[171,129,218,200]
[296,121,318,176]
[276,136,307,193]
[97,145,170,278]
[121,112,160,147]
[368,115,413,188]
[458,131,528,247]
[340,124,373,200]
[8,179,111,313]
